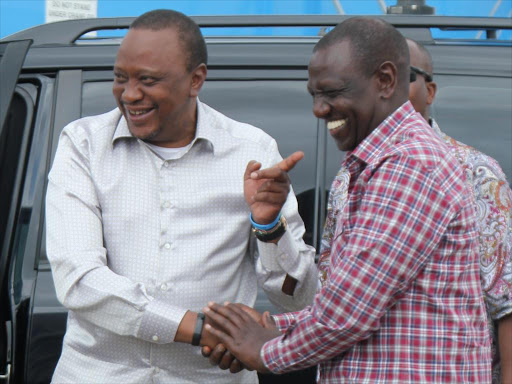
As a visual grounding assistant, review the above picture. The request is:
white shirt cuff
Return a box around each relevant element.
[138,299,187,344]
[257,230,301,277]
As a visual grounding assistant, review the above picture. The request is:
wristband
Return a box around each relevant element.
[250,213,281,230]
[191,312,205,346]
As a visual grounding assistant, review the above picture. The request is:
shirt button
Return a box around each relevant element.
[163,201,171,208]
[152,335,159,342]
[164,243,171,250]
[163,161,169,168]
[154,367,160,373]
[160,283,168,291]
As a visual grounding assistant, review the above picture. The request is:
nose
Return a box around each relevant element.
[121,80,143,104]
[312,95,331,119]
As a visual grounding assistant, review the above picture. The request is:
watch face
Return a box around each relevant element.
[252,216,287,242]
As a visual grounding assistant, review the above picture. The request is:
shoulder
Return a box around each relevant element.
[385,114,452,172]
[61,108,121,144]
[377,115,472,207]
[436,125,510,187]
[201,102,277,152]
[56,108,122,163]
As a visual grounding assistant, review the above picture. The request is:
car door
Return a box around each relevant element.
[0,39,32,384]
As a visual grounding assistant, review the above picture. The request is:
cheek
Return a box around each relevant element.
[112,84,122,100]
[408,83,424,112]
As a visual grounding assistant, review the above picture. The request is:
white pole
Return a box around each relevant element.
[476,0,502,39]
[377,0,387,14]
[332,0,345,15]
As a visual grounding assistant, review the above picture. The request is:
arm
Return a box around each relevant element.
[46,127,208,346]
[470,159,512,384]
[246,145,318,311]
[201,149,318,369]
[258,156,459,373]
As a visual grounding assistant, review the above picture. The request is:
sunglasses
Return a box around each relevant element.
[410,66,433,83]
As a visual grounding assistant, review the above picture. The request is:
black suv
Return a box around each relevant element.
[1,15,511,384]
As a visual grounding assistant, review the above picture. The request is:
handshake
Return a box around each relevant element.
[197,302,282,374]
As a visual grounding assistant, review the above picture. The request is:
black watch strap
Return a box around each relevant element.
[252,216,287,242]
[191,312,205,346]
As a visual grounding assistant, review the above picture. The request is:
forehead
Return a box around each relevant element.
[116,27,184,66]
[406,41,427,69]
[308,40,357,86]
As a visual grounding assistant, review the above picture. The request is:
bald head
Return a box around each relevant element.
[407,38,437,120]
[407,38,433,74]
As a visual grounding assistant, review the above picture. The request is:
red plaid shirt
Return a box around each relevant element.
[262,102,491,383]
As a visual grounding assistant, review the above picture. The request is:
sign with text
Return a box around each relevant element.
[46,0,98,36]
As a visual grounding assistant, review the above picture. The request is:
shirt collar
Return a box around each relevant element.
[112,109,131,144]
[194,99,218,154]
[347,101,416,166]
[111,99,218,154]
[429,118,443,138]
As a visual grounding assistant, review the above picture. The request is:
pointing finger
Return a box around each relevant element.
[250,151,304,180]
[276,151,304,172]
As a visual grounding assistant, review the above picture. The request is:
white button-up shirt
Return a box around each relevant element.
[46,100,317,383]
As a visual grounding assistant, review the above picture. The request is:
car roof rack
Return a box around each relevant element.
[2,15,510,46]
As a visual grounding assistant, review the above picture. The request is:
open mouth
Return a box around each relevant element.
[124,107,156,125]
[327,118,347,131]
[126,108,154,117]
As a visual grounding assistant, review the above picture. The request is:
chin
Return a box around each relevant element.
[128,125,160,141]
[336,141,354,152]
[131,130,157,141]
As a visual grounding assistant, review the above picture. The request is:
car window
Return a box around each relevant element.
[81,81,117,117]
[0,87,35,286]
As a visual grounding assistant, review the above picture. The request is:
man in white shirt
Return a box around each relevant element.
[45,9,317,384]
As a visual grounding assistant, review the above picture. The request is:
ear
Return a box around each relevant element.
[426,81,437,106]
[189,63,207,98]
[374,61,397,99]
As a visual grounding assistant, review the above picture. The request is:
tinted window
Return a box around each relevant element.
[200,81,317,195]
[82,81,117,116]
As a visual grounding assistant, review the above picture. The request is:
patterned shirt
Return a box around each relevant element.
[431,119,512,384]
[45,100,318,384]
[262,102,491,383]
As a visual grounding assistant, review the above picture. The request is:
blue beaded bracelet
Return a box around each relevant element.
[250,213,281,230]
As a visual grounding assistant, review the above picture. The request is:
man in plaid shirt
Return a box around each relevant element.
[204,17,491,383]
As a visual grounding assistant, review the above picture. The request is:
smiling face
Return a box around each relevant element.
[113,27,206,147]
[307,40,381,152]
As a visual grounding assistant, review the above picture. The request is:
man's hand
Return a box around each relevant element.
[203,302,281,373]
[244,151,304,224]
[199,314,222,349]
[201,343,246,373]
[201,303,266,372]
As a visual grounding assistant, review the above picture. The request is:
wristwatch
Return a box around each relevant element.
[252,215,287,242]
